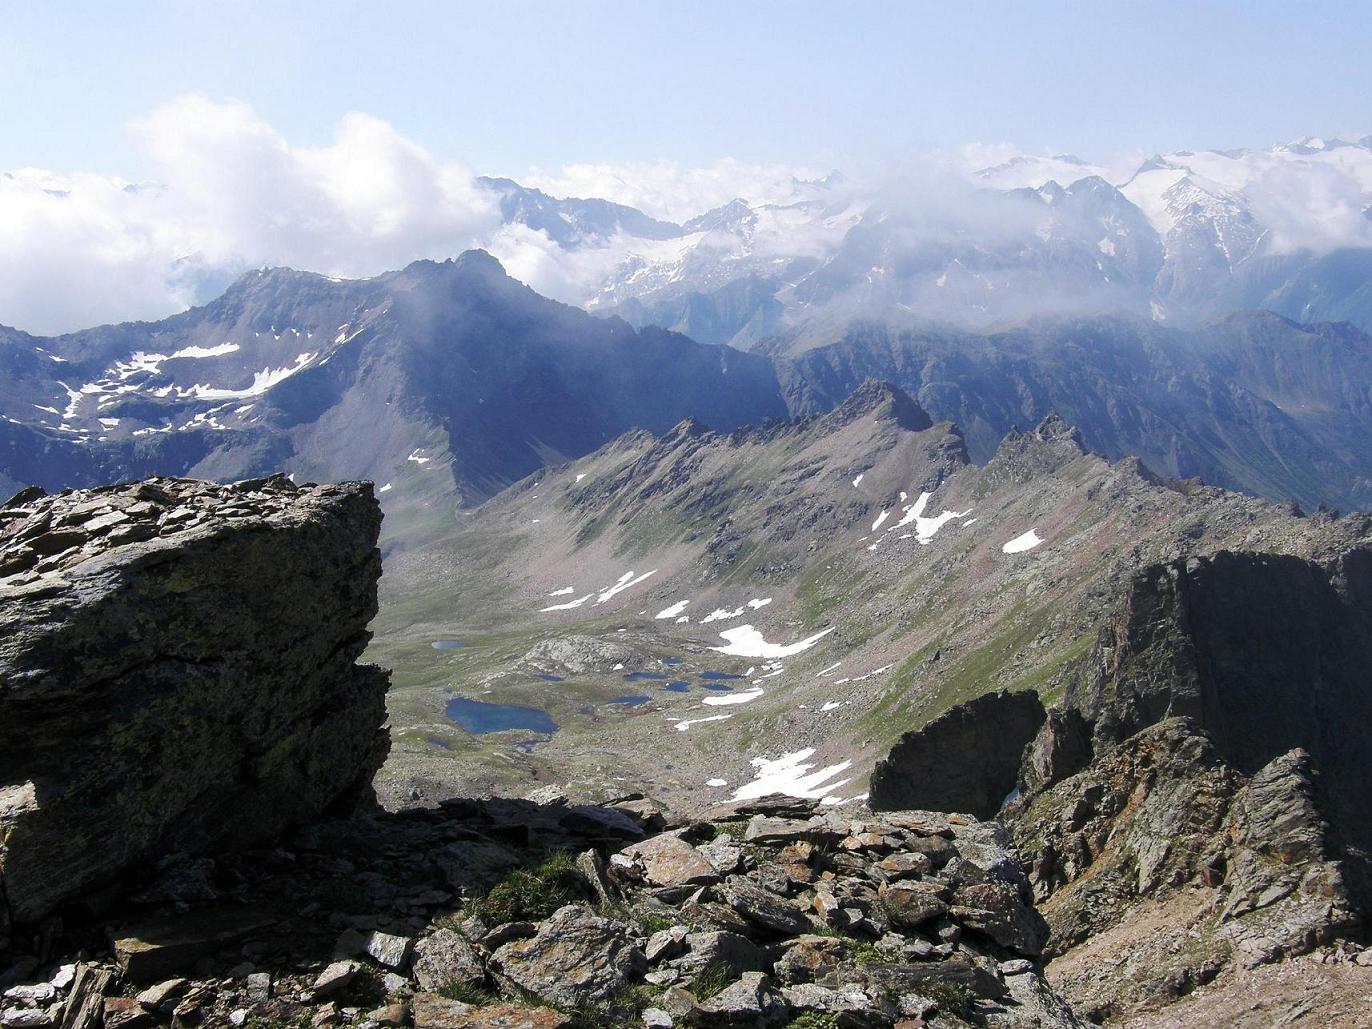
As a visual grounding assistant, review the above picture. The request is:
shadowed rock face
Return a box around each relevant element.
[869,546,1372,1018]
[1059,549,1372,853]
[0,475,390,936]
[869,691,1047,819]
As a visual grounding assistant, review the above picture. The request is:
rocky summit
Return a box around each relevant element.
[0,475,389,943]
[0,786,1083,1029]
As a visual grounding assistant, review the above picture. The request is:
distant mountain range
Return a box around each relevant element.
[481,137,1372,346]
[3,251,1372,515]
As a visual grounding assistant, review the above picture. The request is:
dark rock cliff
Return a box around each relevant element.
[872,546,1372,1017]
[0,475,390,940]
[869,691,1047,819]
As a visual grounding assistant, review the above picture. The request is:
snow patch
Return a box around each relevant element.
[542,593,594,611]
[597,570,657,604]
[169,342,240,359]
[656,599,690,619]
[1002,529,1044,554]
[702,688,764,707]
[700,606,745,624]
[675,714,733,731]
[712,624,835,659]
[732,748,854,801]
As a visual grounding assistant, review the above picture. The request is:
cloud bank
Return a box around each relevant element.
[1,96,1370,335]
[0,96,818,335]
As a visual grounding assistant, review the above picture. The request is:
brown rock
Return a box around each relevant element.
[412,996,570,1028]
[620,834,720,888]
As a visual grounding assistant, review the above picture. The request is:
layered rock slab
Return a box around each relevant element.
[0,475,390,934]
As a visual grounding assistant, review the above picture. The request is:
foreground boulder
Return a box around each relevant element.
[0,475,389,938]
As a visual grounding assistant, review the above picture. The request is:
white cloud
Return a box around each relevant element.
[0,96,505,334]
[2,100,1371,337]
[520,157,821,223]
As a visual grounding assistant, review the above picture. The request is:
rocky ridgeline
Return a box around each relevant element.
[872,548,1372,1020]
[0,476,389,948]
[1,790,1079,1029]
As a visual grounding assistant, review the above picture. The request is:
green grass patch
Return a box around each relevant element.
[469,851,585,925]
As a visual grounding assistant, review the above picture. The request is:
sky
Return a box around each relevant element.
[2,1,1370,179]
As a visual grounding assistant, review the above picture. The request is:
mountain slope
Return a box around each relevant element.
[772,311,1372,510]
[0,252,790,519]
[370,381,1369,815]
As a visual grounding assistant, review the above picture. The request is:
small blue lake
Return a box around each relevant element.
[432,640,465,650]
[426,736,451,750]
[700,682,735,692]
[623,670,667,682]
[661,656,685,666]
[609,694,652,707]
[446,697,558,735]
[535,674,564,682]
[663,681,690,693]
[699,670,745,681]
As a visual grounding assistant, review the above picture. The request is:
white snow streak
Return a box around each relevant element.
[712,624,835,659]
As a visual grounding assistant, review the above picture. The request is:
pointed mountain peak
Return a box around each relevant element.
[663,416,712,442]
[989,412,1090,482]
[1033,411,1085,447]
[823,380,934,433]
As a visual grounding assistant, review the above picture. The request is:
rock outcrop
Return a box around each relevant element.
[0,793,1079,1028]
[875,547,1372,1018]
[0,476,389,941]
[870,690,1047,818]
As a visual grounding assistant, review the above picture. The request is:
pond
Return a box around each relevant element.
[663,681,690,693]
[608,694,652,707]
[623,670,667,682]
[661,656,685,666]
[535,673,564,682]
[431,640,465,650]
[699,670,745,681]
[446,696,558,735]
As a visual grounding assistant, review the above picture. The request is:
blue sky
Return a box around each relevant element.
[2,0,1369,177]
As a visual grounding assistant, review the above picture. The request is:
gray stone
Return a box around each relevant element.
[715,878,811,935]
[1,985,54,1007]
[412,929,486,993]
[245,972,272,1001]
[491,904,644,1010]
[691,971,787,1027]
[671,932,766,979]
[644,925,689,964]
[312,960,361,998]
[365,931,415,971]
[134,979,187,1011]
[620,835,720,888]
